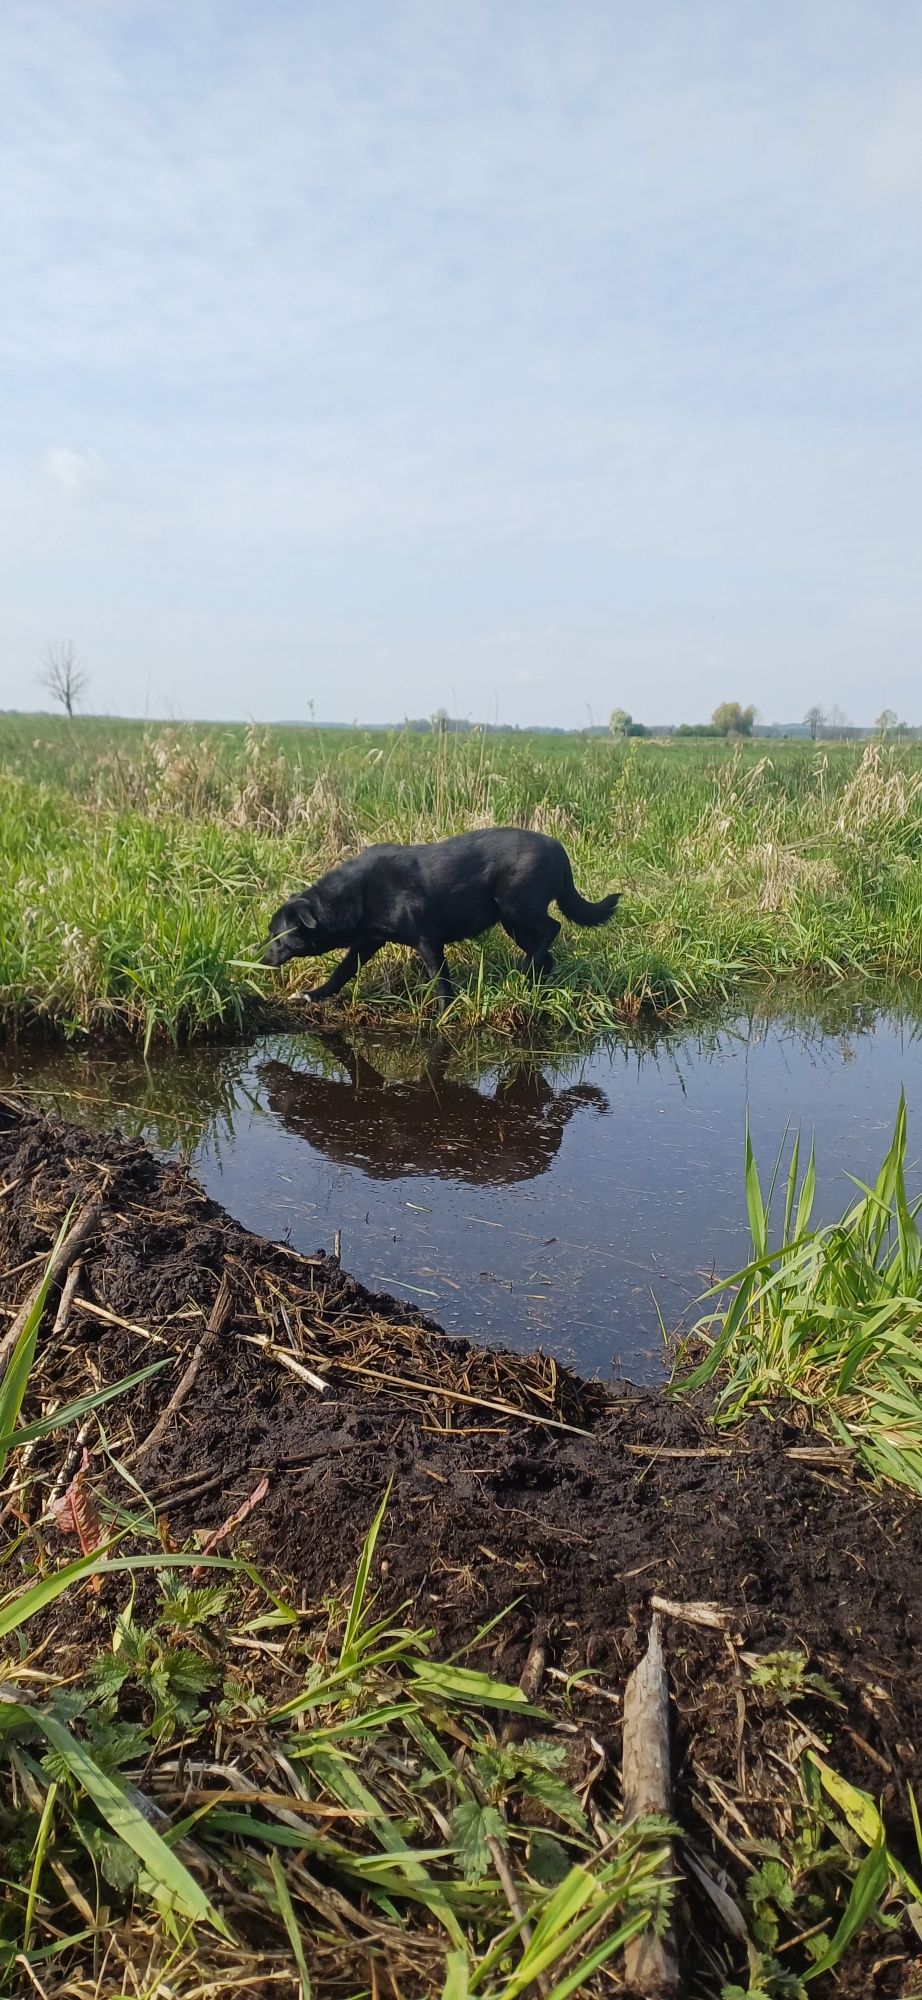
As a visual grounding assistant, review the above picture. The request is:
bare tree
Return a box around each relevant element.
[38,641,90,718]
[804,705,825,741]
[827,703,849,737]
[874,708,898,736]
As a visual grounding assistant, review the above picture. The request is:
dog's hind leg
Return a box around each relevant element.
[307,943,378,1002]
[417,937,455,1011]
[500,912,560,979]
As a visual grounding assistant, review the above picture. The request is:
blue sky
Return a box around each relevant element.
[1,0,921,725]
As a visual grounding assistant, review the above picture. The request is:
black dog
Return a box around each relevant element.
[261,827,619,1010]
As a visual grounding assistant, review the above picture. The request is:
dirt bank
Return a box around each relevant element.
[1,1095,920,1995]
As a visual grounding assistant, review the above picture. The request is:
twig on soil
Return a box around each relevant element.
[68,1297,171,1344]
[547,1666,622,1709]
[239,1334,329,1394]
[148,1468,229,1511]
[128,1269,235,1465]
[625,1443,739,1459]
[306,1352,592,1433]
[0,1196,102,1380]
[622,1615,680,1996]
[193,1474,270,1575]
[650,1596,734,1632]
[52,1259,83,1336]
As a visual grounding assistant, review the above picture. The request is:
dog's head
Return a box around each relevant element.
[261,894,327,966]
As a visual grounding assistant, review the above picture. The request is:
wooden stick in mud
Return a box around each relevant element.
[0,1198,102,1381]
[52,1260,84,1337]
[621,1615,680,1996]
[129,1269,234,1466]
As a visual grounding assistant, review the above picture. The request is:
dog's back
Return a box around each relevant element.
[311,828,586,941]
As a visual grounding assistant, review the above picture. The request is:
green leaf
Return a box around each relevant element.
[79,1823,142,1893]
[0,1551,238,1639]
[524,1768,586,1832]
[540,1909,652,2000]
[17,1702,227,1936]
[23,1778,57,1952]
[309,1749,464,1946]
[807,1754,883,1848]
[410,1660,540,1713]
[527,1832,572,1887]
[451,1800,507,1884]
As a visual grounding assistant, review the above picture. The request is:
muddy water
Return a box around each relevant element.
[2,995,920,1379]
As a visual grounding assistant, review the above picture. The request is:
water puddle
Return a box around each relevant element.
[3,994,920,1380]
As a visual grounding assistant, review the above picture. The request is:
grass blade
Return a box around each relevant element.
[338,1480,392,1668]
[0,1358,168,1457]
[0,1209,73,1484]
[805,1834,889,1980]
[268,1850,312,1999]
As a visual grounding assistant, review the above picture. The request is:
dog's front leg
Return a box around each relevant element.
[306,942,380,1002]
[307,947,359,1001]
[417,937,455,1011]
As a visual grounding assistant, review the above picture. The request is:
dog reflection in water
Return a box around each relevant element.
[257,1037,608,1187]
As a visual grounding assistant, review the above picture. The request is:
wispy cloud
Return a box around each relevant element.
[44,447,104,496]
[1,1,921,721]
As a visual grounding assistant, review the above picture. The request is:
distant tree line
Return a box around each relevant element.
[398,704,922,740]
[28,645,920,742]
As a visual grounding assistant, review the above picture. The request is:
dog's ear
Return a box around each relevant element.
[290,895,317,931]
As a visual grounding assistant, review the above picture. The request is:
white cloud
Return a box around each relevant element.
[44,446,104,496]
[864,83,922,198]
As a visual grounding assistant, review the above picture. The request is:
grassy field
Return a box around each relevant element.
[2,712,922,1043]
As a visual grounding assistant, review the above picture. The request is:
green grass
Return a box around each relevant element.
[2,713,922,1041]
[675,1095,922,1493]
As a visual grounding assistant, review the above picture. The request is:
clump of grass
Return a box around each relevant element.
[676,1094,922,1492]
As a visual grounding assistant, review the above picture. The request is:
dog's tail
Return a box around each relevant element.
[555,857,620,928]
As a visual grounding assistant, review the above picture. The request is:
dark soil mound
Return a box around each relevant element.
[2,1095,920,1995]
